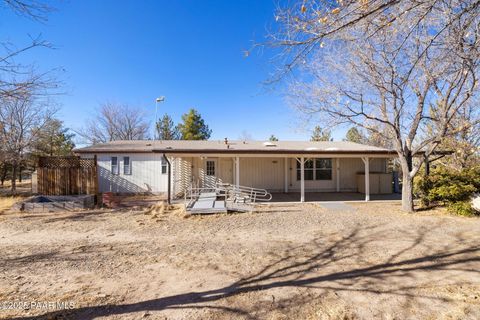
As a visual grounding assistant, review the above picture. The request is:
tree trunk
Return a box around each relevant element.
[401,170,414,212]
[11,163,17,193]
[0,164,6,186]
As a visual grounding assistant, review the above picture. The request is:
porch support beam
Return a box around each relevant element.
[284,157,289,193]
[336,158,340,192]
[300,157,305,202]
[362,157,370,201]
[235,156,240,188]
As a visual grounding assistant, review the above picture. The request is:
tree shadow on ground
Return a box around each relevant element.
[8,224,480,320]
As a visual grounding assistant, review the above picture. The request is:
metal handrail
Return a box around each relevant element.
[216,183,272,203]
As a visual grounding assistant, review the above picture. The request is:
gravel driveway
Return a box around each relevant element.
[1,202,479,319]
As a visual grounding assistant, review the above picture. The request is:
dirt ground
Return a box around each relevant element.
[1,200,480,320]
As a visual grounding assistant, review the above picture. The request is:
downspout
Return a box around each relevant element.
[163,153,171,205]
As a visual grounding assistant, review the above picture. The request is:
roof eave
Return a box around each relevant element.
[152,148,397,155]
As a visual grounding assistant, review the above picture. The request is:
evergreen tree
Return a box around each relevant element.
[310,126,332,141]
[33,119,75,156]
[155,114,179,140]
[177,108,212,140]
[269,134,278,141]
[344,127,366,144]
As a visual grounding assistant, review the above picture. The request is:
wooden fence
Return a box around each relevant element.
[37,156,98,195]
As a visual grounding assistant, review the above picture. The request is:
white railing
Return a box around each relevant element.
[216,183,272,203]
[184,183,272,210]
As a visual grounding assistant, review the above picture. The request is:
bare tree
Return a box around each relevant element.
[2,0,53,21]
[78,102,150,145]
[436,101,480,170]
[269,0,480,212]
[0,91,55,191]
[238,130,253,141]
[1,1,59,100]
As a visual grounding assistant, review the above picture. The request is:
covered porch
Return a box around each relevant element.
[165,152,398,203]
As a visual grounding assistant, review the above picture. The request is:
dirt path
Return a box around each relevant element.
[1,202,479,319]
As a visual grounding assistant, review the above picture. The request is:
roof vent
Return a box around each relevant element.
[263,141,277,147]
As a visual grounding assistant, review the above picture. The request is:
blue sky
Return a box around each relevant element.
[1,0,346,142]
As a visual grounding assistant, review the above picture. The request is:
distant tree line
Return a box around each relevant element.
[156,108,212,141]
[0,92,75,192]
[77,104,212,144]
[0,0,74,192]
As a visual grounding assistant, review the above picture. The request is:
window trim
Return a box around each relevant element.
[296,158,333,181]
[161,158,168,175]
[111,156,119,175]
[123,156,132,175]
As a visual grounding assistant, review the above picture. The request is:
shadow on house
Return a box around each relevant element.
[8,224,480,320]
[98,167,149,194]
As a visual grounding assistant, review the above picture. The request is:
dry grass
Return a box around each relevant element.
[143,202,187,219]
[1,202,480,319]
[0,179,31,188]
[350,201,451,217]
[0,196,24,214]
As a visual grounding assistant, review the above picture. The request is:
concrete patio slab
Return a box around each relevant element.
[270,192,402,203]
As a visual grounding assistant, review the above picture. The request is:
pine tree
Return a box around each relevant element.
[344,127,366,144]
[269,134,279,141]
[156,114,179,140]
[177,109,212,140]
[310,126,332,141]
[33,119,75,156]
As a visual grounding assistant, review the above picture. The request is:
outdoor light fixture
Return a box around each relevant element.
[154,96,166,139]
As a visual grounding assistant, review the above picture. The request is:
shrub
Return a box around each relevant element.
[414,166,480,216]
[448,201,477,217]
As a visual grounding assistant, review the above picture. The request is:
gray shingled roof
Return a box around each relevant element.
[74,140,396,155]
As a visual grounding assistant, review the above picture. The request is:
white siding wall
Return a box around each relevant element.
[189,157,234,188]
[239,158,284,190]
[172,157,193,196]
[81,153,388,194]
[338,158,386,192]
[83,153,169,193]
[183,156,387,192]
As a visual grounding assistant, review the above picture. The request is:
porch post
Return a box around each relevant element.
[300,157,305,202]
[362,157,370,201]
[336,158,340,192]
[235,156,240,188]
[284,157,289,193]
[232,157,235,185]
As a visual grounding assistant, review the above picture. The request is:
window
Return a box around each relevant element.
[296,159,314,180]
[206,160,215,176]
[111,157,119,175]
[297,158,332,180]
[161,158,168,174]
[123,157,131,175]
[315,159,332,180]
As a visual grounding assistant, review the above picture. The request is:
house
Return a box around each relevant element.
[74,140,398,202]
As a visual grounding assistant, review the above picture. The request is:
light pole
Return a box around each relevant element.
[154,96,165,139]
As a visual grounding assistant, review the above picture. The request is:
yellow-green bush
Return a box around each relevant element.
[414,166,480,216]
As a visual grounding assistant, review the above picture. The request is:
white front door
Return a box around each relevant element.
[203,158,217,187]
